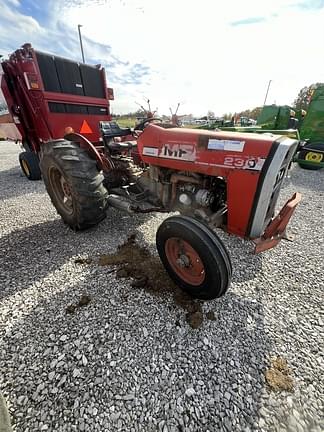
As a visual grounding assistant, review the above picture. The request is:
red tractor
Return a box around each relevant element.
[2,44,301,300]
[40,119,300,300]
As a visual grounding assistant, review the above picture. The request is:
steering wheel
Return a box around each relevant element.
[134,117,163,131]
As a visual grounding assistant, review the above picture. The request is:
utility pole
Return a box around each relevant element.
[263,79,272,106]
[78,24,85,63]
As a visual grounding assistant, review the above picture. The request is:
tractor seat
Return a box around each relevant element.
[99,121,131,139]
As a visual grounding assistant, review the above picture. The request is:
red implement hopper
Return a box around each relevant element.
[1,43,113,179]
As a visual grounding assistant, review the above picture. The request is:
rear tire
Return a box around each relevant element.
[156,216,232,300]
[19,151,41,180]
[297,145,323,170]
[40,140,108,230]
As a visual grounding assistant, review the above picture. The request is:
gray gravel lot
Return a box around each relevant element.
[0,141,323,432]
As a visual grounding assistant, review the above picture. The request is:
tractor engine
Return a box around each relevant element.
[137,166,227,226]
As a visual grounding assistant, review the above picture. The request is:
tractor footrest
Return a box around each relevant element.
[253,192,301,253]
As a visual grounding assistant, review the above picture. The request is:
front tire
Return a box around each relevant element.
[156,216,232,300]
[19,151,41,180]
[40,140,108,230]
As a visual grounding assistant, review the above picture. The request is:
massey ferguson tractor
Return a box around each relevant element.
[1,44,301,300]
[40,122,301,300]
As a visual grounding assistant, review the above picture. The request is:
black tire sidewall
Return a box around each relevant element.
[41,156,79,226]
[40,140,107,230]
[19,151,41,180]
[156,216,231,300]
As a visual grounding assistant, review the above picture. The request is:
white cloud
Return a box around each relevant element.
[1,0,324,115]
[6,0,20,6]
[0,1,44,55]
[57,0,324,114]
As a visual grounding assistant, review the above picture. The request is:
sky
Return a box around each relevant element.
[0,0,324,116]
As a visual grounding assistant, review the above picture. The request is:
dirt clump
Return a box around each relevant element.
[206,311,216,321]
[74,257,92,265]
[66,294,92,314]
[78,294,91,307]
[186,311,203,329]
[265,356,294,392]
[99,234,204,328]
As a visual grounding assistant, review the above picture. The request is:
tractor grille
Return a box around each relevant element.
[248,137,299,238]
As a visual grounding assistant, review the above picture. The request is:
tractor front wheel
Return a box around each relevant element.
[40,140,108,230]
[19,151,41,180]
[156,216,232,300]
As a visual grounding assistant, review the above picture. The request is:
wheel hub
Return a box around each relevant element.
[305,151,323,163]
[61,177,72,198]
[176,254,190,268]
[49,167,73,215]
[165,238,205,286]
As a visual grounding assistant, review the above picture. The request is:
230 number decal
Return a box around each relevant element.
[224,156,245,167]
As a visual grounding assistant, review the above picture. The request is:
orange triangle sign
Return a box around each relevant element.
[80,120,93,134]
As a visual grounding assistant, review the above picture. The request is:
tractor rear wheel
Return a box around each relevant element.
[40,140,108,230]
[156,216,232,300]
[19,151,41,180]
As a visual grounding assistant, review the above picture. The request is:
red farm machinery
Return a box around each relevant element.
[1,43,114,180]
[1,44,301,300]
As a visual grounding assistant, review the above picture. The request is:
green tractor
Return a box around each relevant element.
[255,88,324,170]
[200,86,324,170]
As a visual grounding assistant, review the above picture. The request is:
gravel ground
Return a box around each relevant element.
[0,141,323,432]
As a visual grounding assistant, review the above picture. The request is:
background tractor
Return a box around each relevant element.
[214,89,324,170]
[255,90,324,170]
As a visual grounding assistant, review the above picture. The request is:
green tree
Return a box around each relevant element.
[235,107,262,120]
[293,83,324,110]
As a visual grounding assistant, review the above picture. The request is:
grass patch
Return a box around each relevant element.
[112,117,136,128]
[265,356,294,392]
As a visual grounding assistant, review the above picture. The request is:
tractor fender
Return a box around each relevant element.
[63,131,114,172]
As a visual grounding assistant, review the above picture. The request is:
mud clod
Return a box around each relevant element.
[131,276,148,288]
[99,234,204,327]
[74,257,92,265]
[265,356,294,392]
[186,311,203,329]
[78,294,91,307]
[66,305,76,314]
[66,294,92,314]
[206,311,216,321]
[116,268,129,278]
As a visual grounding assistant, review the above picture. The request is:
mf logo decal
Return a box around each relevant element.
[160,143,196,161]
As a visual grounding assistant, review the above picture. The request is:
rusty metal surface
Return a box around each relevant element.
[253,192,302,253]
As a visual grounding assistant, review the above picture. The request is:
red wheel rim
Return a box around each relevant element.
[165,238,205,286]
